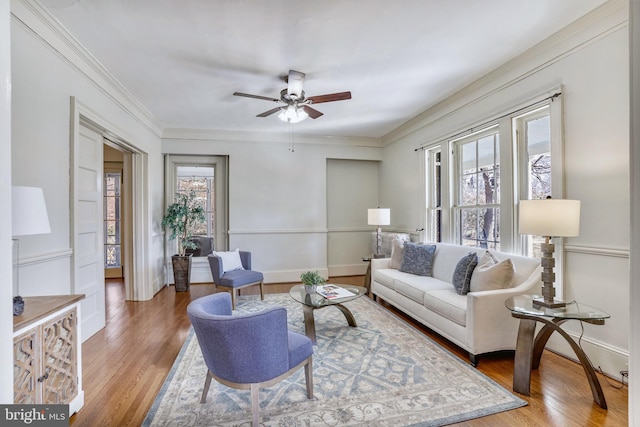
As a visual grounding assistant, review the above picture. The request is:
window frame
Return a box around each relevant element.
[452,126,501,249]
[164,155,228,255]
[420,91,565,291]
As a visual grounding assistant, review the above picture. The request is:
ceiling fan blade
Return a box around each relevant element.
[233,92,280,103]
[257,106,283,117]
[303,105,324,119]
[287,70,305,98]
[307,91,352,104]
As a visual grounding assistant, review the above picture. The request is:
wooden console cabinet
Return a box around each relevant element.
[13,295,85,415]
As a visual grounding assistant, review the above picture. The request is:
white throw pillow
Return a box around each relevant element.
[469,251,514,292]
[389,238,405,269]
[213,248,244,272]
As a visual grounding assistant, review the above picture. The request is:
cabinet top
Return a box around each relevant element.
[14,295,85,332]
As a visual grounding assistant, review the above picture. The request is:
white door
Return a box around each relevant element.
[73,123,105,341]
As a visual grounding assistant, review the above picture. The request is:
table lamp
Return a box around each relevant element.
[519,198,580,308]
[368,208,390,257]
[12,186,51,316]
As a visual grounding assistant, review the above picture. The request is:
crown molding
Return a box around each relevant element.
[162,127,383,148]
[11,0,163,137]
[383,0,628,145]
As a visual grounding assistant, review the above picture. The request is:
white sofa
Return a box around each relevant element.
[370,243,541,365]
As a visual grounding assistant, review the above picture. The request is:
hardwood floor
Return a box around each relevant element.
[70,277,628,426]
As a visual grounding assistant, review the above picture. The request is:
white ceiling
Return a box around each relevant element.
[37,0,608,138]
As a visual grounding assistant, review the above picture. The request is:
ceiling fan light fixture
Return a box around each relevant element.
[278,105,308,123]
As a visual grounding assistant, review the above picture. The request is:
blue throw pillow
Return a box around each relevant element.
[400,243,436,276]
[452,252,479,295]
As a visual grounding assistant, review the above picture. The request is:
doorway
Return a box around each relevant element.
[104,144,125,279]
[71,98,150,341]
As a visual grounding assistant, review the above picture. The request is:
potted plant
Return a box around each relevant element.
[162,191,205,291]
[300,270,326,294]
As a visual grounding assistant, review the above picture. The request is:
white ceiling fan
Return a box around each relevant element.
[233,70,352,123]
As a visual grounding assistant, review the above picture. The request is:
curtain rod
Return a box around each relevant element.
[414,91,562,152]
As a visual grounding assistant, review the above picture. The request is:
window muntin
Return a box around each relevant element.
[454,128,500,249]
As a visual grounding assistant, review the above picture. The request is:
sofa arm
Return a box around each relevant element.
[370,257,392,276]
[465,268,541,355]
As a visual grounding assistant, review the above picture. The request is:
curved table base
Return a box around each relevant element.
[512,313,607,409]
[302,303,357,344]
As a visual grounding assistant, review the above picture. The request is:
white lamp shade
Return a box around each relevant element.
[519,199,580,237]
[368,208,391,226]
[12,186,51,237]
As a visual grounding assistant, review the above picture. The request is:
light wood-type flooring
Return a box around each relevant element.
[70,277,628,426]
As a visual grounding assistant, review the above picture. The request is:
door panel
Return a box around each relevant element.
[73,124,105,341]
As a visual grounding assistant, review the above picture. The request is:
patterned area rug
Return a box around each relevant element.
[143,293,526,426]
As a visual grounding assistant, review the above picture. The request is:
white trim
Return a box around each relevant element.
[565,244,629,258]
[162,128,382,147]
[383,0,627,144]
[546,329,628,382]
[230,229,329,235]
[10,0,162,136]
[629,1,640,421]
[17,248,73,266]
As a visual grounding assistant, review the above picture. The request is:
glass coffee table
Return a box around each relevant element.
[289,284,367,344]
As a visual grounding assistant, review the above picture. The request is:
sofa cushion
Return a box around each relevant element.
[470,251,514,292]
[423,289,467,327]
[452,252,478,295]
[394,275,452,304]
[400,243,436,276]
[389,239,405,269]
[373,268,404,290]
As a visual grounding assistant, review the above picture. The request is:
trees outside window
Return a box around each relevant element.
[516,107,551,257]
[104,172,121,271]
[454,129,500,250]
[421,97,559,256]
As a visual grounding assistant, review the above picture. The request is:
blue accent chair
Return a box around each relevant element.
[187,293,314,427]
[208,251,264,309]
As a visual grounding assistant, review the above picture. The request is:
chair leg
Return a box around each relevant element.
[259,281,265,301]
[250,383,259,427]
[230,290,237,310]
[200,371,212,403]
[304,356,313,399]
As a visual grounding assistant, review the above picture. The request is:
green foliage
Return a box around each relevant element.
[300,270,326,286]
[161,192,206,256]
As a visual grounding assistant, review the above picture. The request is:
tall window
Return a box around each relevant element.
[454,128,500,249]
[421,95,561,255]
[104,172,121,269]
[176,166,215,238]
[426,148,442,242]
[516,107,551,257]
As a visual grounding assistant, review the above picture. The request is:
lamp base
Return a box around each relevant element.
[13,296,25,316]
[532,296,567,309]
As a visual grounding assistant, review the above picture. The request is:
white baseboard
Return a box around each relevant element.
[546,332,628,381]
[328,263,368,278]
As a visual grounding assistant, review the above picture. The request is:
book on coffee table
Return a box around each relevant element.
[316,284,355,299]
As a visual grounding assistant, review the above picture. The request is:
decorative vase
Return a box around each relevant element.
[172,254,192,292]
[304,284,317,294]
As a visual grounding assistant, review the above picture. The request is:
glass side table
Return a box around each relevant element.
[505,294,610,409]
[362,254,386,294]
